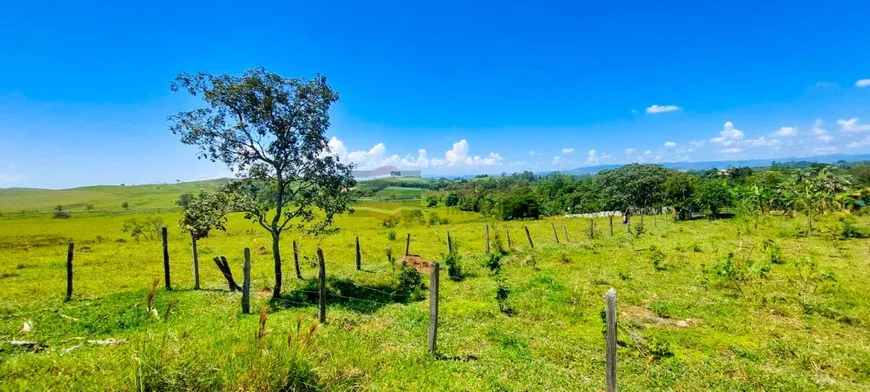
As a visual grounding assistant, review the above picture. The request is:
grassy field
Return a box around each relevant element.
[1,184,870,390]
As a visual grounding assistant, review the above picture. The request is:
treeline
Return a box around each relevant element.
[433,163,868,227]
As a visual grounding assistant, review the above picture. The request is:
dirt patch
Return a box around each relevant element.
[622,305,698,328]
[255,287,273,299]
[399,254,433,273]
[256,246,269,255]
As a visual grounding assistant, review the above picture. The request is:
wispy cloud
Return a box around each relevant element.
[625,148,636,155]
[856,79,870,87]
[663,141,676,148]
[838,118,870,133]
[720,147,743,154]
[562,147,575,154]
[646,104,680,114]
[586,149,599,165]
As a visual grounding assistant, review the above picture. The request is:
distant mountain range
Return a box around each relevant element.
[424,153,870,179]
[560,153,870,176]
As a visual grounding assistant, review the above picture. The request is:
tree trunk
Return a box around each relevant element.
[807,208,813,236]
[271,233,283,299]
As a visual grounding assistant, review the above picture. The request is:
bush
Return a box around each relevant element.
[121,201,130,209]
[426,195,439,207]
[485,252,503,275]
[381,215,400,228]
[387,230,397,241]
[52,205,71,219]
[401,209,424,226]
[761,238,785,264]
[649,245,666,271]
[445,193,459,207]
[443,251,464,281]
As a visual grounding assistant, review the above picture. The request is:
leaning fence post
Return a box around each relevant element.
[446,230,452,254]
[65,242,74,301]
[428,261,440,357]
[317,248,327,323]
[162,227,171,290]
[605,288,618,392]
[293,240,302,279]
[191,235,200,290]
[485,224,490,254]
[507,228,512,250]
[562,223,570,242]
[551,222,559,243]
[355,236,361,271]
[405,233,411,256]
[242,248,251,314]
[524,226,534,248]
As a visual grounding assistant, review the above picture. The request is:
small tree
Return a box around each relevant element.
[179,191,232,239]
[169,68,355,299]
[786,167,850,236]
[52,205,71,219]
[121,201,130,209]
[176,192,194,208]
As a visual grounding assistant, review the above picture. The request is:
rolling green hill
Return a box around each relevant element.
[0,179,229,214]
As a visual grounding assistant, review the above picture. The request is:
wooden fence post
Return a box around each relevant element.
[242,248,251,314]
[428,261,440,357]
[162,227,171,290]
[317,248,327,323]
[65,242,74,301]
[507,228,512,250]
[293,240,302,279]
[551,222,559,243]
[606,288,618,392]
[485,224,490,254]
[609,215,614,236]
[191,235,200,290]
[355,236,361,271]
[590,219,595,239]
[525,226,534,248]
[562,223,570,242]
[405,233,411,256]
[446,230,452,254]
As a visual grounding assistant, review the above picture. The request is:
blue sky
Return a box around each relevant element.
[2,1,870,189]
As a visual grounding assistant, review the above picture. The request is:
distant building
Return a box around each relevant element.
[352,166,421,181]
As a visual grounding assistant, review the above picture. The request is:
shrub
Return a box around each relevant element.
[52,205,71,219]
[633,222,645,237]
[788,256,837,306]
[443,251,464,281]
[85,204,95,211]
[395,262,424,301]
[492,230,508,255]
[445,193,459,207]
[387,230,396,241]
[761,238,785,264]
[381,215,400,228]
[426,195,439,207]
[401,209,424,226]
[649,245,666,271]
[704,251,771,300]
[121,201,130,209]
[485,252,503,275]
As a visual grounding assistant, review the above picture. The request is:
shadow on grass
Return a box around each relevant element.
[270,276,424,314]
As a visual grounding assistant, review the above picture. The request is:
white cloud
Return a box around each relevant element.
[838,118,870,133]
[643,150,652,155]
[856,79,870,87]
[552,156,562,165]
[528,151,542,156]
[813,146,837,155]
[774,126,797,137]
[646,105,680,114]
[664,141,676,148]
[562,147,575,154]
[625,148,636,155]
[689,140,706,147]
[710,121,745,146]
[818,134,833,143]
[586,150,599,165]
[812,119,827,136]
[329,137,501,171]
[847,137,870,148]
[720,147,743,154]
[746,136,780,147]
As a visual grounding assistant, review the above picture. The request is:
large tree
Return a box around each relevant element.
[169,68,355,299]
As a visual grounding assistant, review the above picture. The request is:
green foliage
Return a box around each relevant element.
[121,217,164,242]
[649,245,666,271]
[485,252,503,275]
[697,179,734,218]
[175,192,194,208]
[761,238,785,264]
[396,262,424,300]
[178,191,231,239]
[705,251,771,300]
[121,201,130,209]
[426,211,449,226]
[381,215,400,228]
[633,222,645,237]
[445,192,459,207]
[426,195,439,207]
[788,256,837,306]
[387,230,396,241]
[401,209,424,226]
[443,251,464,281]
[52,205,71,219]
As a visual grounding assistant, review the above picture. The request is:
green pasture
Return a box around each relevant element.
[1,204,870,390]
